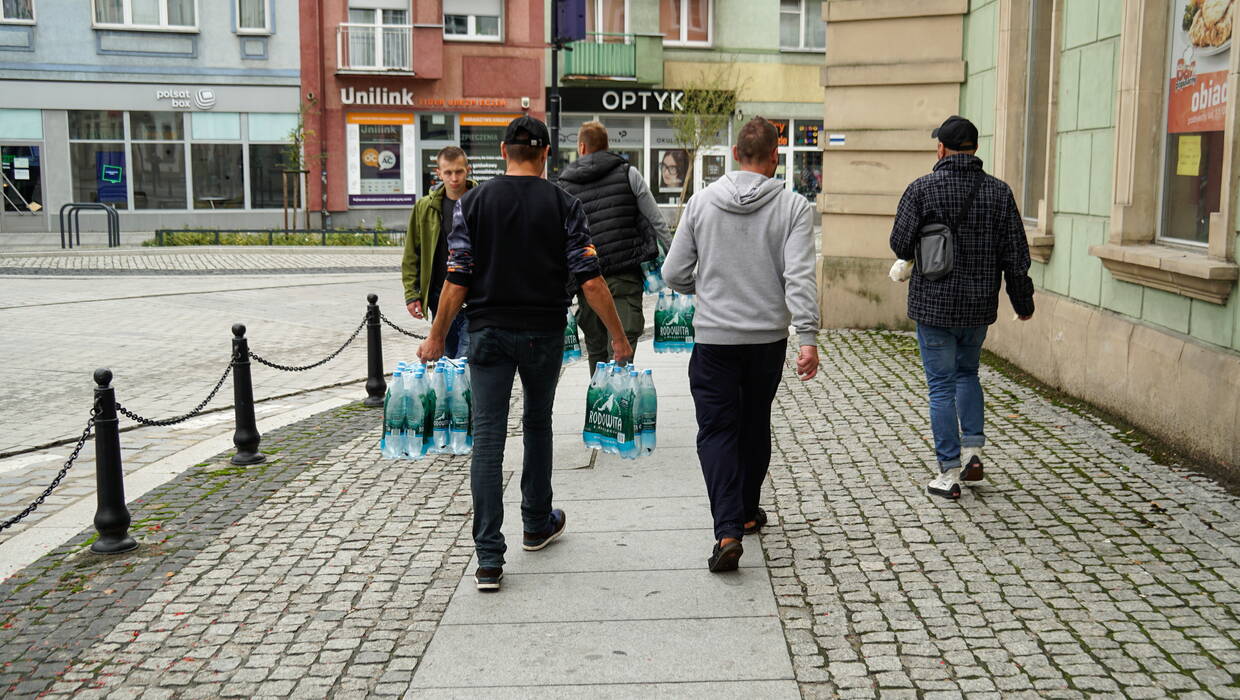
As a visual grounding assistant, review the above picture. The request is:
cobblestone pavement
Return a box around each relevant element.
[2,329,1240,698]
[766,330,1240,698]
[0,273,425,455]
[0,248,402,275]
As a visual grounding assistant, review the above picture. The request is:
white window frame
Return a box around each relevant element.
[779,0,823,52]
[661,0,712,47]
[0,0,36,24]
[586,0,629,43]
[91,0,199,32]
[443,0,503,43]
[234,0,269,35]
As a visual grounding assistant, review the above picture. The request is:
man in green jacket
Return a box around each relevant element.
[403,146,475,358]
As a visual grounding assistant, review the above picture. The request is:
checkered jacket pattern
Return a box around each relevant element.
[889,154,1036,327]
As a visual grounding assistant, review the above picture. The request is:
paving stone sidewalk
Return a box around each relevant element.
[2,329,1240,699]
[0,248,402,275]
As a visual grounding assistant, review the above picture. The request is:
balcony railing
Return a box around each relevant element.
[337,23,412,73]
[563,33,636,80]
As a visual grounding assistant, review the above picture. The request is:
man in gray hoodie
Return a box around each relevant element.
[663,116,820,573]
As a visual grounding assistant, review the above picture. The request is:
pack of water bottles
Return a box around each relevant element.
[582,362,658,459]
[653,291,695,353]
[563,309,582,365]
[641,259,667,294]
[380,358,471,460]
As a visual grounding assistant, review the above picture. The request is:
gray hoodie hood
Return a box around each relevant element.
[704,170,787,214]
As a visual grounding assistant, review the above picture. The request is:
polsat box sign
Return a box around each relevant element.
[1168,59,1228,133]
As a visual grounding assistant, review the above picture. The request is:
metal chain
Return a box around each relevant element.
[0,407,97,532]
[379,312,428,340]
[116,360,234,427]
[249,315,368,372]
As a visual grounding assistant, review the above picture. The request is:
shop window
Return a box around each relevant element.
[420,113,455,141]
[779,0,824,51]
[130,111,184,141]
[191,112,241,141]
[659,0,710,46]
[586,0,627,42]
[1159,1,1229,246]
[1020,0,1053,223]
[444,0,501,42]
[248,144,285,209]
[1,0,34,23]
[69,110,124,140]
[346,7,410,70]
[190,144,243,209]
[460,114,511,182]
[93,0,196,29]
[0,109,42,139]
[248,112,297,141]
[236,0,267,33]
[70,142,128,210]
[132,142,186,210]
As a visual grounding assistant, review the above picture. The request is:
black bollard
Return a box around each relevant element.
[91,369,138,555]
[364,293,385,407]
[230,324,265,465]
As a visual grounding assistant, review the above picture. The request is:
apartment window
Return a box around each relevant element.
[1020,0,1053,222]
[93,0,196,29]
[779,0,824,51]
[444,0,501,42]
[1,0,34,23]
[660,0,710,46]
[347,8,411,70]
[587,0,626,42]
[236,0,268,33]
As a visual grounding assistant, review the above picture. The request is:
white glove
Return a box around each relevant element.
[889,259,914,283]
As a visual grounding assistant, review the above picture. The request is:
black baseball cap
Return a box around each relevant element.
[932,115,979,151]
[503,116,550,148]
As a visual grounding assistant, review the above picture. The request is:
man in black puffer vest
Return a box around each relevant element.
[557,121,673,371]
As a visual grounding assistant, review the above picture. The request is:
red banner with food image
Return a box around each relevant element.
[1168,65,1230,133]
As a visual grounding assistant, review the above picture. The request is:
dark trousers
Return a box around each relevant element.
[467,326,564,568]
[576,267,645,373]
[688,339,787,542]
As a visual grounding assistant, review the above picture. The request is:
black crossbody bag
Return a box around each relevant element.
[916,174,983,282]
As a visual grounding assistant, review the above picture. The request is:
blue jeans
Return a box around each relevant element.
[467,326,564,568]
[429,295,470,359]
[915,324,988,471]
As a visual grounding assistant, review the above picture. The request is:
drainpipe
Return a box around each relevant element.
[318,0,332,229]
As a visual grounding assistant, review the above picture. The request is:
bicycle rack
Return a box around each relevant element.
[58,203,120,249]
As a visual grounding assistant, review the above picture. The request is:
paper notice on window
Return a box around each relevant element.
[15,169,29,180]
[13,158,28,169]
[1177,134,1202,176]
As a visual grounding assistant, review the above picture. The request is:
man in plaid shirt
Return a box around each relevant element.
[890,116,1036,500]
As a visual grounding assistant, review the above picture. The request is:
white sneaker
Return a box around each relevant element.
[927,468,962,500]
[960,448,984,484]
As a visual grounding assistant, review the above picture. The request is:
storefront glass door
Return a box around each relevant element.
[0,144,45,231]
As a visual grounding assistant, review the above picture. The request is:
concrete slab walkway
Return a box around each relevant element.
[407,340,800,698]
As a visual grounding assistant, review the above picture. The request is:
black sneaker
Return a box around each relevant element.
[960,455,984,483]
[707,540,743,573]
[522,509,567,551]
[474,567,503,591]
[743,507,769,535]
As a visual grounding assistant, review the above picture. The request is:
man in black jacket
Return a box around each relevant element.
[890,116,1035,501]
[418,116,632,592]
[557,121,673,370]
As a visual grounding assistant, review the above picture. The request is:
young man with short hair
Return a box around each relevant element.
[889,115,1035,500]
[418,116,632,591]
[663,116,821,573]
[403,146,474,358]
[557,121,672,371]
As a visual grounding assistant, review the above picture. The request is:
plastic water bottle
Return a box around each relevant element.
[654,291,670,353]
[583,362,607,450]
[414,369,431,457]
[637,369,657,456]
[620,369,641,459]
[381,371,406,459]
[403,371,425,459]
[449,367,470,454]
[429,364,450,454]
